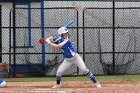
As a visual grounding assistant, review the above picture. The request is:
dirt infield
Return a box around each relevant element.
[0,80,139,93]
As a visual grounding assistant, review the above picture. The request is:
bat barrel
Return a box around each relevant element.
[64,19,75,28]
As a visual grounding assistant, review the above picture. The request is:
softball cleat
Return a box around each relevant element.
[95,82,101,88]
[52,84,61,89]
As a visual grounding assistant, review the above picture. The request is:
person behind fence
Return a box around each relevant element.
[45,27,101,88]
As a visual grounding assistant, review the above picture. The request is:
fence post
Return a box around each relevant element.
[112,0,115,74]
[41,0,45,65]
[0,5,2,63]
[13,1,16,77]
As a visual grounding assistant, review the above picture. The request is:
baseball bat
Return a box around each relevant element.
[64,19,75,28]
[39,19,75,44]
[53,19,75,37]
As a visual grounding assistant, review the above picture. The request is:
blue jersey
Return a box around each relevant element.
[55,38,77,58]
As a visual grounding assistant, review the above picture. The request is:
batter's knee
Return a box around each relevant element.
[82,68,89,75]
[56,70,63,77]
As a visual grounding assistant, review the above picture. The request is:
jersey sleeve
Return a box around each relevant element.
[58,39,69,47]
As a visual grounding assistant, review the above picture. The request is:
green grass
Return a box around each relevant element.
[3,75,140,82]
[96,75,140,81]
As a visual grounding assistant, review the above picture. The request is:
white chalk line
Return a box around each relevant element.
[29,88,67,93]
[28,91,67,93]
[2,88,73,93]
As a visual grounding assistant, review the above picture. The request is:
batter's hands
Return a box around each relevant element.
[49,36,53,41]
[45,38,51,44]
[39,36,53,44]
[45,36,53,44]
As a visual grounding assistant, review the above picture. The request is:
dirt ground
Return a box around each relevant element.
[0,80,139,93]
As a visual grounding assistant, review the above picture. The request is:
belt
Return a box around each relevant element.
[66,55,76,58]
[66,56,73,58]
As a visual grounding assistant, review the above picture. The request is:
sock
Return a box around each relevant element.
[56,77,61,85]
[86,71,97,83]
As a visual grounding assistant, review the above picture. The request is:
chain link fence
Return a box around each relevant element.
[1,0,140,77]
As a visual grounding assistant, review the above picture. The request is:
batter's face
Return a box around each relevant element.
[61,32,69,39]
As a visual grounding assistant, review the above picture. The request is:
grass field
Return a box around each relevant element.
[4,74,140,82]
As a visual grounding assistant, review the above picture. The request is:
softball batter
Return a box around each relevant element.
[46,27,101,88]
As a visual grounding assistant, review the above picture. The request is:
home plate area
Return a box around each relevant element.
[0,87,74,93]
[27,88,73,93]
[1,81,140,93]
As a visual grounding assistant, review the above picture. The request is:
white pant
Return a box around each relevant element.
[56,54,89,77]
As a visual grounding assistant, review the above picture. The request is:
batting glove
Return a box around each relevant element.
[45,38,51,44]
[49,36,53,39]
